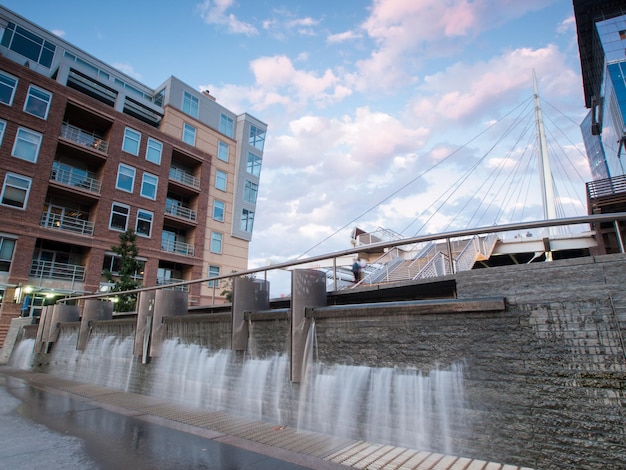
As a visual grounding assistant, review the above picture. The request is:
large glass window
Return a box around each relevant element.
[116,164,136,192]
[0,71,18,105]
[218,141,229,162]
[24,85,52,119]
[207,265,220,287]
[219,113,234,137]
[0,120,5,146]
[244,180,258,203]
[140,173,158,199]
[0,237,16,272]
[12,128,42,163]
[1,173,31,209]
[249,125,266,151]
[215,170,227,191]
[145,137,162,164]
[241,209,254,232]
[136,209,153,237]
[182,123,196,146]
[182,91,199,118]
[109,203,130,231]
[210,232,223,253]
[213,200,225,221]
[247,152,262,177]
[122,127,141,155]
[1,23,56,68]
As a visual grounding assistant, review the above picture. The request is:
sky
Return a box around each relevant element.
[4,0,591,296]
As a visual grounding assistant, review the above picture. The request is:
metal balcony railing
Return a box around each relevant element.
[156,277,189,292]
[161,239,194,256]
[165,200,197,222]
[60,122,109,153]
[40,212,95,236]
[169,167,200,189]
[586,174,626,200]
[30,260,86,282]
[50,163,102,194]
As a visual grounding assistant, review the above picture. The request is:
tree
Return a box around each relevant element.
[103,229,142,312]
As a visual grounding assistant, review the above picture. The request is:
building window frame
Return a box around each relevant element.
[247,152,262,177]
[215,169,227,191]
[136,209,153,238]
[116,163,136,193]
[0,71,18,106]
[12,127,42,163]
[23,84,52,119]
[182,123,196,146]
[241,209,254,232]
[182,91,199,118]
[244,180,258,204]
[249,125,266,151]
[122,127,141,155]
[207,265,220,287]
[109,202,130,232]
[213,199,225,222]
[217,141,229,162]
[0,236,16,272]
[145,137,162,165]
[140,172,158,200]
[219,113,234,137]
[210,232,223,254]
[1,172,32,209]
[0,120,6,146]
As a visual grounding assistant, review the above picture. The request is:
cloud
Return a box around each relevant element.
[112,63,142,81]
[51,29,65,37]
[196,0,258,36]
[327,30,363,44]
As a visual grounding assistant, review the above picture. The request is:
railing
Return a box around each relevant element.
[40,212,95,236]
[586,174,626,199]
[156,277,189,292]
[165,200,197,222]
[59,212,626,303]
[169,167,200,189]
[161,239,194,257]
[30,260,86,282]
[50,163,102,194]
[59,122,109,153]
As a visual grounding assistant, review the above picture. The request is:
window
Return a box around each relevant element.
[1,173,31,209]
[182,123,196,146]
[0,71,18,105]
[103,254,144,278]
[146,138,162,164]
[1,23,56,68]
[0,237,16,272]
[109,203,130,231]
[241,209,254,232]
[244,180,258,203]
[218,141,229,162]
[122,127,141,155]
[207,265,220,287]
[182,91,199,118]
[247,152,262,177]
[0,120,5,146]
[215,170,227,191]
[12,127,42,163]
[210,232,223,254]
[213,200,225,221]
[136,209,153,237]
[140,173,158,199]
[116,164,136,192]
[24,85,52,119]
[219,113,234,137]
[249,125,266,151]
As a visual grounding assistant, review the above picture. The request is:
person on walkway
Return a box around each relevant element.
[352,258,361,283]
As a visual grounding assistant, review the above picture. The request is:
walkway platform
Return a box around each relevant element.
[0,367,532,470]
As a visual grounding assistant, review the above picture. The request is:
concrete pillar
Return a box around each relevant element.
[47,304,80,343]
[77,300,113,351]
[149,289,187,357]
[133,291,155,360]
[290,270,326,382]
[34,305,51,353]
[0,317,32,364]
[231,277,270,351]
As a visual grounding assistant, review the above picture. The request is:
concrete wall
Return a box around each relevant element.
[21,254,626,469]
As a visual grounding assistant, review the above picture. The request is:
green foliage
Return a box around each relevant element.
[102,229,142,312]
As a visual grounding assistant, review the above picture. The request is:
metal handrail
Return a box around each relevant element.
[169,167,200,189]
[160,239,194,256]
[50,163,102,194]
[30,260,86,282]
[58,213,626,303]
[165,200,197,222]
[40,212,95,236]
[59,122,109,153]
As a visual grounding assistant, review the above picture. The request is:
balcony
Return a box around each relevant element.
[40,212,95,236]
[165,199,197,222]
[161,239,194,257]
[169,167,200,190]
[50,162,102,194]
[156,277,189,292]
[30,260,86,282]
[59,122,109,153]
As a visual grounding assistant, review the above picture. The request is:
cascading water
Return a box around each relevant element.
[8,338,35,369]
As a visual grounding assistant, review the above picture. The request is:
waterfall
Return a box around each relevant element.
[8,338,35,369]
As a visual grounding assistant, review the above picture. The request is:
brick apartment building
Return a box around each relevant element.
[0,6,267,341]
